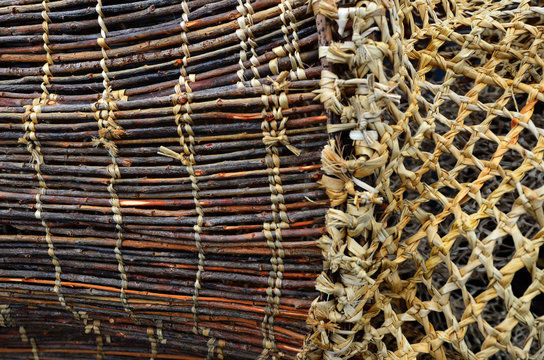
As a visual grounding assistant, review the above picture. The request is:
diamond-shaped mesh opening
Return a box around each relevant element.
[482,295,508,328]
[517,213,540,240]
[401,320,427,343]
[422,169,440,186]
[521,168,544,188]
[420,199,444,215]
[451,131,471,152]
[437,214,456,238]
[462,109,496,128]
[471,138,499,161]
[495,191,517,214]
[437,152,457,172]
[450,236,472,267]
[398,258,418,280]
[492,235,516,269]
[447,288,466,322]
[438,185,458,199]
[460,196,479,214]
[480,178,501,198]
[429,310,450,332]
[512,266,533,299]
[404,188,421,201]
[511,321,531,349]
[455,165,481,184]
[476,217,498,236]
[501,149,525,171]
[518,130,539,153]
[464,322,486,355]
[420,136,437,154]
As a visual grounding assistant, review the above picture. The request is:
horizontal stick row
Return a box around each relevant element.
[0,0,324,358]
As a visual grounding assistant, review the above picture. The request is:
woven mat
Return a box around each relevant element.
[0,1,327,359]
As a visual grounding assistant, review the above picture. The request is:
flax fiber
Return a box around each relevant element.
[302,0,544,359]
[1,0,544,359]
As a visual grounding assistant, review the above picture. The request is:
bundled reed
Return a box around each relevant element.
[0,0,328,359]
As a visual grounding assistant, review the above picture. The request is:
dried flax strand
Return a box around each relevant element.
[157,0,219,357]
[93,0,136,325]
[0,304,40,360]
[303,1,544,360]
[18,0,78,319]
[17,4,107,357]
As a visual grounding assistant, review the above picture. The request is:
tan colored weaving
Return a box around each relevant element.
[1,0,544,359]
[303,0,544,359]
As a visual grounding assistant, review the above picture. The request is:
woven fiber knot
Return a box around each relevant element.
[263,131,300,155]
[98,127,124,141]
[157,146,195,166]
[315,79,344,115]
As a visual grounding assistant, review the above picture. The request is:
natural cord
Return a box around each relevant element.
[303,1,544,359]
[0,305,39,360]
[19,0,78,321]
[158,1,217,358]
[94,0,135,328]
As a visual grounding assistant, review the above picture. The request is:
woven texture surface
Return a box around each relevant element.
[0,0,327,359]
[303,0,544,359]
[2,0,544,359]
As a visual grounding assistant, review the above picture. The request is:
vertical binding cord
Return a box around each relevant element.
[147,320,167,360]
[275,0,307,81]
[94,0,136,326]
[20,3,106,359]
[235,0,260,87]
[235,1,282,357]
[1,305,40,360]
[155,319,166,345]
[19,325,40,360]
[147,326,158,360]
[259,88,290,360]
[262,2,304,358]
[92,320,103,360]
[19,0,81,322]
[158,1,216,357]
[232,1,300,358]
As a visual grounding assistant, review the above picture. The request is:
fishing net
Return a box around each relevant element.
[302,0,544,359]
[0,0,326,359]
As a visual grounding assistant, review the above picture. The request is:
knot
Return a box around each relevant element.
[314,70,344,115]
[158,146,194,165]
[322,139,387,179]
[98,127,124,141]
[263,130,300,155]
[111,89,128,101]
[268,72,290,93]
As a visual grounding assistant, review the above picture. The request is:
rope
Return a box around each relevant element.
[158,1,216,356]
[94,0,136,324]
[18,0,83,324]
[232,1,303,357]
[18,323,40,360]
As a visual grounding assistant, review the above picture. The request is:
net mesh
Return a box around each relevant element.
[303,0,544,359]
